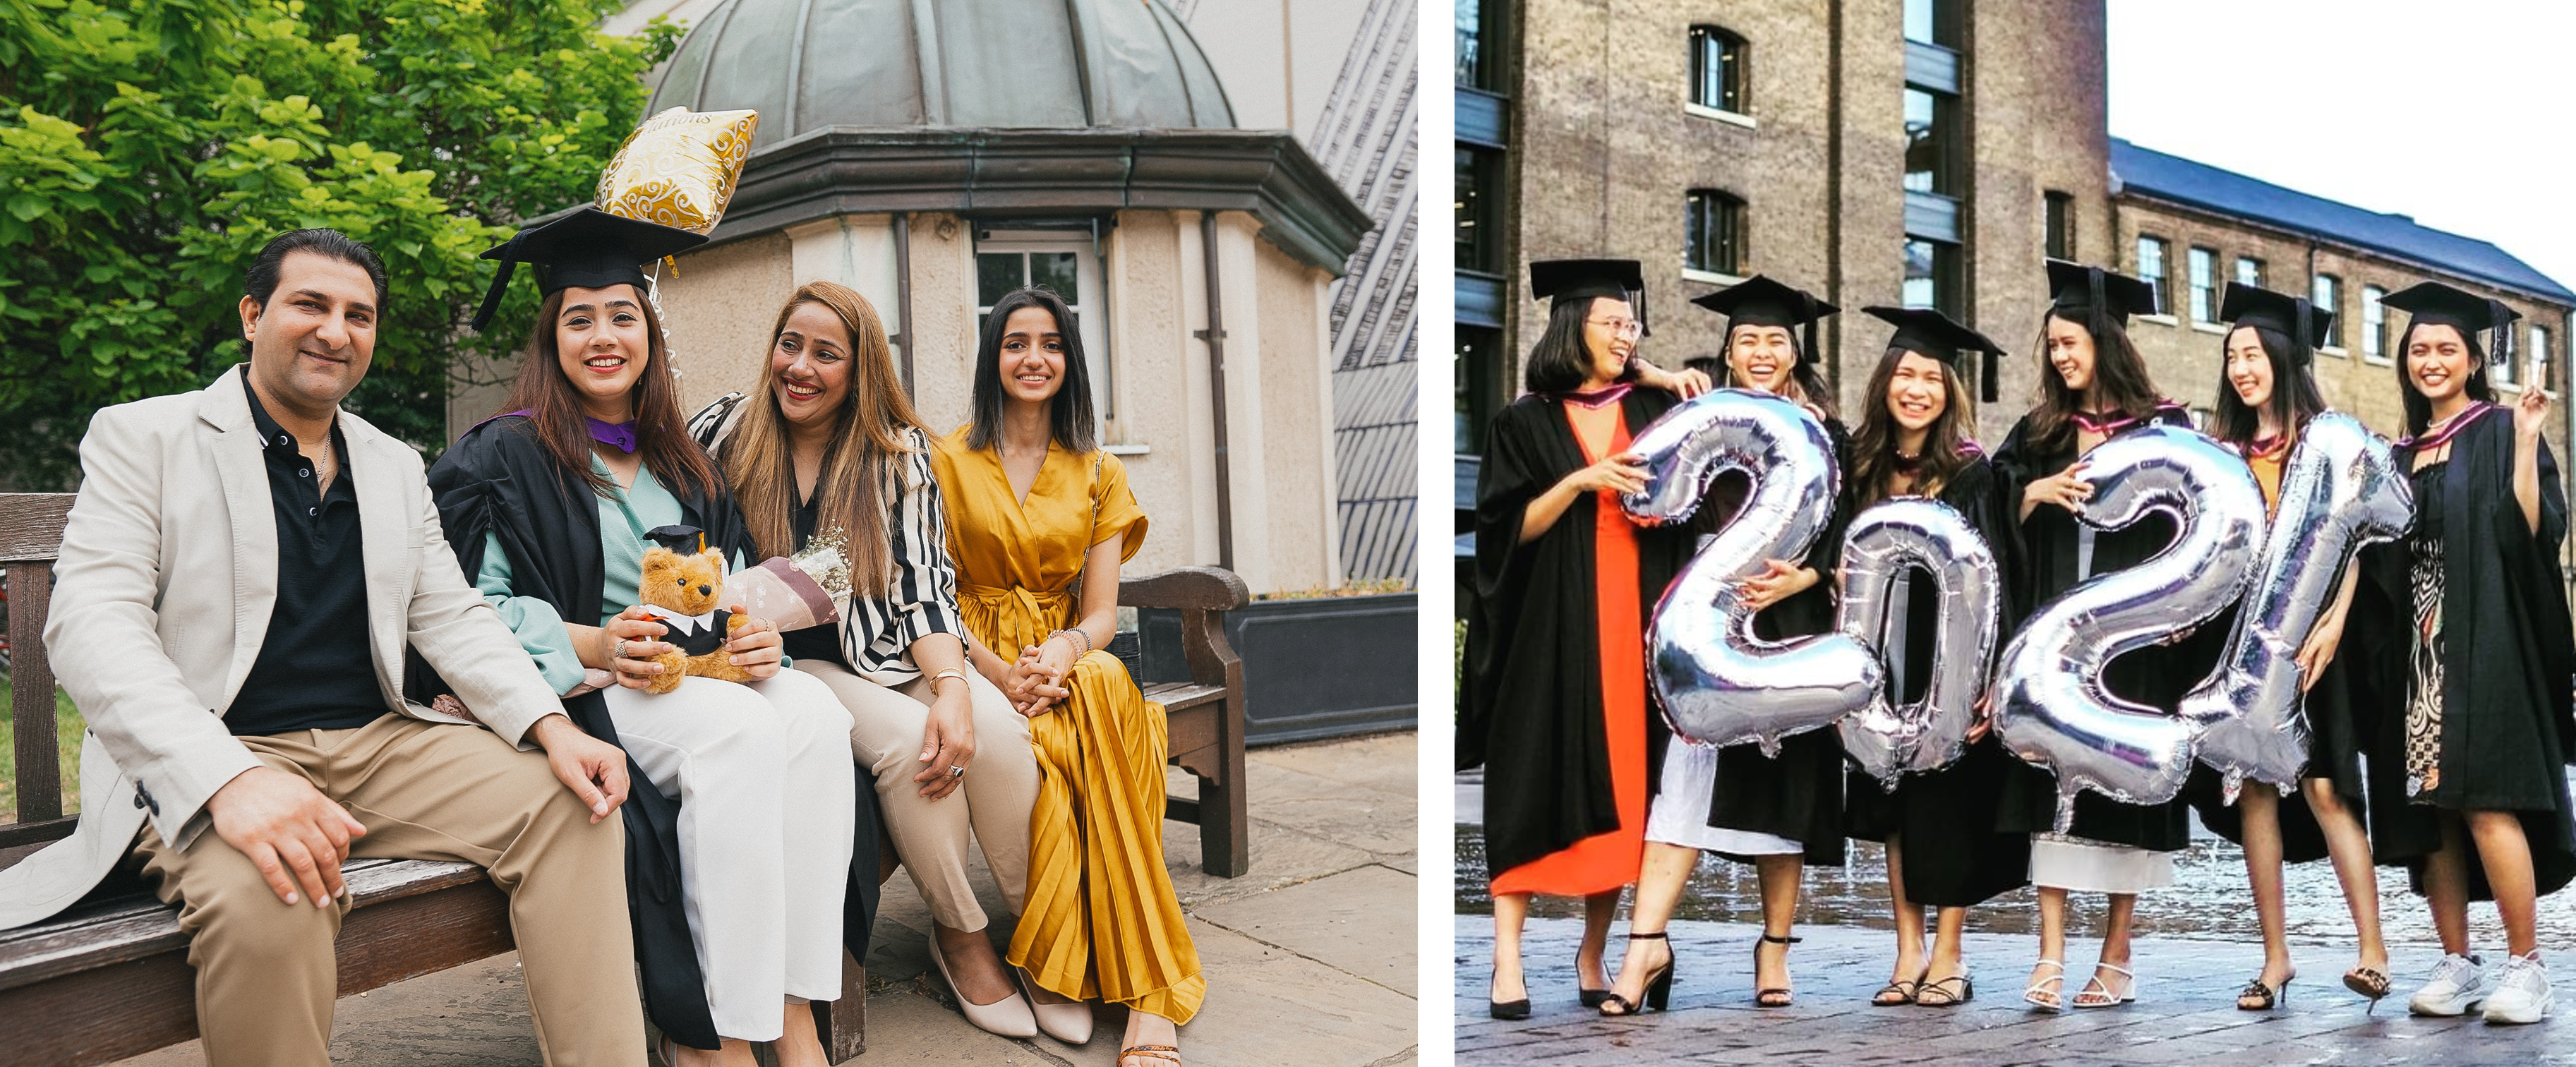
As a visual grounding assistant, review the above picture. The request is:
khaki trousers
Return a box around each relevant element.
[793,659,1037,930]
[133,714,639,1067]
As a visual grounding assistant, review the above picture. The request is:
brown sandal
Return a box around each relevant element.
[1121,1044,1183,1066]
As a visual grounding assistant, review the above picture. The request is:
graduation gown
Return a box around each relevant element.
[1698,418,1853,867]
[409,416,881,1049]
[1464,388,1704,880]
[1842,457,2035,905]
[1989,408,2205,852]
[2358,407,2576,900]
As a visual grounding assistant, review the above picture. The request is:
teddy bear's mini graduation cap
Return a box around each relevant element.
[2380,280,2521,367]
[644,524,710,556]
[469,206,709,333]
[2217,282,2335,367]
[1529,258,1650,337]
[1862,305,2006,402]
[1690,275,1837,368]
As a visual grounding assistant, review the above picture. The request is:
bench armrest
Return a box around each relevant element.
[1118,566,1249,612]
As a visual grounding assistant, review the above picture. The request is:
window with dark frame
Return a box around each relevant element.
[1456,326,1502,454]
[1905,0,1960,48]
[1902,88,1959,195]
[2235,255,2263,289]
[2362,284,2387,361]
[2043,191,2074,260]
[2311,273,2342,350]
[1686,190,1747,276]
[2534,324,2555,392]
[2496,317,2522,386]
[1903,236,1961,317]
[1455,0,1495,90]
[1455,146,1500,275]
[2188,247,2217,323]
[1690,25,1747,114]
[2136,235,2168,315]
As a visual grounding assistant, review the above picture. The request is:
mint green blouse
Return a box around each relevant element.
[475,457,753,695]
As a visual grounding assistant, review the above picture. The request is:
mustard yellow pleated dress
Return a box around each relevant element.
[929,426,1205,1024]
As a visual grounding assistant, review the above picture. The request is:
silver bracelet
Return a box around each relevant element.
[1049,628,1090,658]
[929,668,969,692]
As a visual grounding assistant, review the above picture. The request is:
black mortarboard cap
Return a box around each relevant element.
[2217,282,2333,366]
[1691,275,1838,367]
[2381,280,2520,367]
[470,206,709,333]
[2045,259,2159,333]
[643,524,709,555]
[1863,305,2006,403]
[1529,258,1650,337]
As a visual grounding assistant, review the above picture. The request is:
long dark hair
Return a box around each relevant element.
[1523,296,1639,394]
[500,285,721,500]
[1850,346,1975,507]
[968,287,1098,453]
[2395,322,2495,437]
[2208,324,2326,447]
[2026,311,2160,454]
[1723,326,1838,420]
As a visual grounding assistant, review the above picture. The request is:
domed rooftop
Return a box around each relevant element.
[648,0,1236,152]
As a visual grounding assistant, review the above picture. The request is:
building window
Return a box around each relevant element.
[1905,0,1959,47]
[2043,191,2073,260]
[1686,190,1747,277]
[1455,0,1497,90]
[1457,326,1502,454]
[2534,325,2555,392]
[1690,26,1747,115]
[1903,88,1960,195]
[1455,146,1500,275]
[976,236,1109,422]
[2361,285,2387,362]
[2311,273,2342,350]
[1904,237,1961,317]
[2235,256,2263,289]
[2135,235,2168,314]
[2188,247,2217,323]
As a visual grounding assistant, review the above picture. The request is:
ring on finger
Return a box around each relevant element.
[948,764,966,778]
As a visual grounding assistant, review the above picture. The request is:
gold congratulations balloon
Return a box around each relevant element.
[596,107,759,236]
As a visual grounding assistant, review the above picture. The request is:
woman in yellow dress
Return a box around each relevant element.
[930,286,1201,1067]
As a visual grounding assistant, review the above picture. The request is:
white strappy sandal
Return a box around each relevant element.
[2024,958,2066,1012]
[2074,962,2137,1008]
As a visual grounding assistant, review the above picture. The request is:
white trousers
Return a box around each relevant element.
[602,669,856,1041]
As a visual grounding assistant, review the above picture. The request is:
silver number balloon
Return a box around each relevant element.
[1990,424,2264,831]
[2182,413,2413,795]
[1836,498,2003,789]
[1623,390,1882,755]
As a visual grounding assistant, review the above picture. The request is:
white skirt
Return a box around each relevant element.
[1644,740,1802,855]
[2028,834,2172,894]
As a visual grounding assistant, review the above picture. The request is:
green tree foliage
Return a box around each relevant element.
[0,0,681,486]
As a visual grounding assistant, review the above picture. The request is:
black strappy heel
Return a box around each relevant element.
[2345,965,2391,1015]
[2236,975,2291,1011]
[1599,932,1675,1016]
[1756,932,1802,1007]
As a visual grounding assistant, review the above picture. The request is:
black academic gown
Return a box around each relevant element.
[1464,388,1704,879]
[1700,418,1853,867]
[1841,457,2035,905]
[2358,408,2576,900]
[1989,409,2205,852]
[408,416,881,1050]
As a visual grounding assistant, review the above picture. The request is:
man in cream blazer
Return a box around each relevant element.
[0,230,643,1066]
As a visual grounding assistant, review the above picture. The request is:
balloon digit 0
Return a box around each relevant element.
[1836,498,2003,788]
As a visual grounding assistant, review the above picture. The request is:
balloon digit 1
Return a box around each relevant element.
[2182,413,2412,796]
[1836,498,2003,789]
[1990,424,2265,831]
[1623,390,1883,755]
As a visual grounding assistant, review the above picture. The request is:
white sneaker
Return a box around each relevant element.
[2409,953,2489,1017]
[2483,953,2552,1025]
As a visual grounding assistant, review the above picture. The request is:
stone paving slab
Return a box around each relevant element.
[1196,864,1419,996]
[1456,915,2576,1066]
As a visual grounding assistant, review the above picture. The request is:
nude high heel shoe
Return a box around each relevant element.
[1018,966,1096,1044]
[927,933,1038,1038]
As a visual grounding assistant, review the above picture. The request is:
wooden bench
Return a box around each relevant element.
[0,492,1251,1065]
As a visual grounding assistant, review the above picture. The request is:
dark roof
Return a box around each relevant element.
[2109,139,2575,305]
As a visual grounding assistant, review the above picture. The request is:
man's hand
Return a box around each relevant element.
[207,766,368,908]
[528,713,630,824]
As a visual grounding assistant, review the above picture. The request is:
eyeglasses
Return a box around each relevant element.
[1587,318,1643,341]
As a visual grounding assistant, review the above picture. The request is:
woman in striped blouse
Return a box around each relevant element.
[690,281,1047,1039]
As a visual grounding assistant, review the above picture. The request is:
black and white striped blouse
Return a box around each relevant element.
[688,392,963,684]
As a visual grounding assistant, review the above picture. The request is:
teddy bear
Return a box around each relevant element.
[634,525,757,695]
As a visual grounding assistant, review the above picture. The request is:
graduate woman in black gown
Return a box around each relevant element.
[1839,306,2028,1009]
[1467,260,1704,1019]
[2363,282,2576,1025]
[1606,277,1848,1014]
[2184,283,2389,1011]
[1991,261,2203,1011]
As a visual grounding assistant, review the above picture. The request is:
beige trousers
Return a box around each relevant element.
[793,659,1037,931]
[133,713,639,1067]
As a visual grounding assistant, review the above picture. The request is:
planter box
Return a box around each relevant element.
[1138,591,1417,745]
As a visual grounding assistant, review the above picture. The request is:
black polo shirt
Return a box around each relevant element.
[224,368,385,736]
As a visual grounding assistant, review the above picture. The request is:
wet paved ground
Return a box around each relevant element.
[1455,916,2576,1066]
